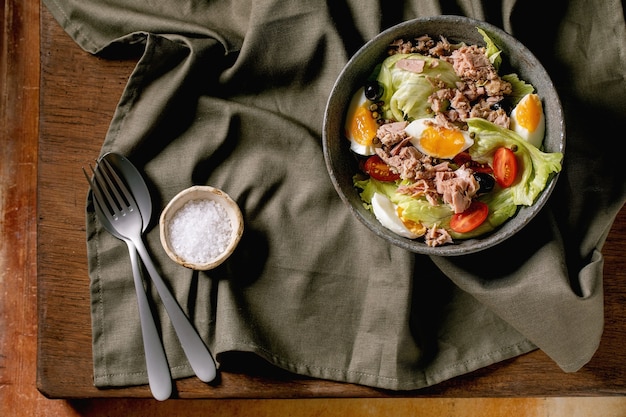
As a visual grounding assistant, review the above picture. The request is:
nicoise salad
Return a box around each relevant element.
[345,29,562,247]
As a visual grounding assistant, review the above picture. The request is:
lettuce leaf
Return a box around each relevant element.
[354,177,453,227]
[467,118,563,206]
[502,73,536,105]
[478,27,502,69]
[376,53,461,121]
[354,176,399,206]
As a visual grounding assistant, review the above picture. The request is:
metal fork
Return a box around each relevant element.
[84,158,217,385]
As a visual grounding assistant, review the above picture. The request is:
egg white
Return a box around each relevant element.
[371,192,421,239]
[344,88,380,156]
[405,118,474,159]
[510,93,545,148]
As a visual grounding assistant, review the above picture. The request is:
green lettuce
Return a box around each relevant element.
[467,118,563,206]
[354,177,453,227]
[376,53,461,122]
[354,175,520,239]
[354,119,562,239]
[502,73,536,105]
[478,27,503,69]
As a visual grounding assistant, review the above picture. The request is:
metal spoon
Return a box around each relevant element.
[90,152,172,401]
[101,152,218,383]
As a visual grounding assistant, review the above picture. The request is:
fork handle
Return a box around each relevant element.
[126,241,173,401]
[131,236,217,383]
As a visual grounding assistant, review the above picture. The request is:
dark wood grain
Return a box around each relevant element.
[36,5,626,399]
[0,0,49,414]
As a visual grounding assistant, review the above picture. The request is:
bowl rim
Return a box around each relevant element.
[159,185,244,270]
[322,15,565,256]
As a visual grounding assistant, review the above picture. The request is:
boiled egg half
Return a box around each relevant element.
[510,93,545,148]
[371,192,425,239]
[344,87,380,156]
[405,118,474,159]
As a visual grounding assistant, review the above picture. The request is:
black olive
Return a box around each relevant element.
[474,172,495,193]
[492,100,513,113]
[364,81,383,101]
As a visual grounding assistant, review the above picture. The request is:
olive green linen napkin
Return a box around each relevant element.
[44,0,626,390]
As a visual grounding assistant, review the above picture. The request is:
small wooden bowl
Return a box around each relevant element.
[159,185,244,270]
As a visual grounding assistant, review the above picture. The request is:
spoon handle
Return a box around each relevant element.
[126,240,172,401]
[132,236,217,383]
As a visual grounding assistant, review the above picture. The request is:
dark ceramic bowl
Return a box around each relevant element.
[322,15,565,256]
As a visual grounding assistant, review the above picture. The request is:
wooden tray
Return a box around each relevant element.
[36,6,626,399]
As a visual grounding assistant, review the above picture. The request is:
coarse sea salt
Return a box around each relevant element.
[168,199,233,264]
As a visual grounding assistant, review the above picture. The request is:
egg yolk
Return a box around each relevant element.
[348,103,379,146]
[419,126,467,158]
[515,94,542,132]
[397,207,426,237]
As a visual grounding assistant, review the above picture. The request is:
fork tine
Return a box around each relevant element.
[92,163,121,217]
[93,160,124,215]
[97,157,141,217]
[83,164,114,216]
[82,165,95,193]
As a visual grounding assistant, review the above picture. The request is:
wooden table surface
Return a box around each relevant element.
[3,1,626,413]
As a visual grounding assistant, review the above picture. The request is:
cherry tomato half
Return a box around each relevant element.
[449,200,489,233]
[493,147,518,188]
[363,155,400,182]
